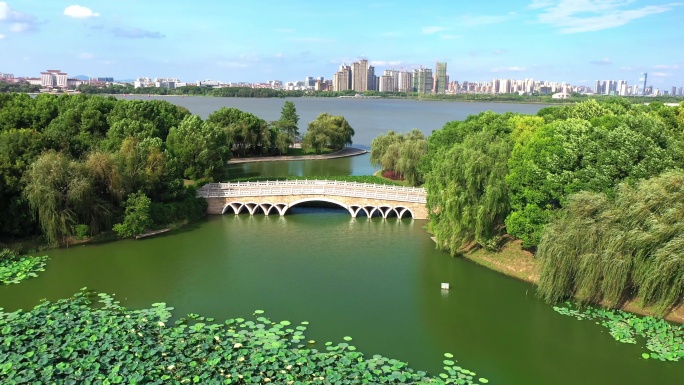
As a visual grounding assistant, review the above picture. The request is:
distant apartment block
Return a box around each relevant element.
[0,72,14,79]
[434,62,447,94]
[413,68,433,94]
[333,65,351,91]
[397,71,412,92]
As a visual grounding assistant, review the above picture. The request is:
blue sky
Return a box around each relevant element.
[1,0,683,88]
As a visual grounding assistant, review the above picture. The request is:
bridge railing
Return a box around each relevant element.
[201,179,425,193]
[197,180,427,203]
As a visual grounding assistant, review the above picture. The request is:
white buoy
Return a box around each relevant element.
[441,283,450,290]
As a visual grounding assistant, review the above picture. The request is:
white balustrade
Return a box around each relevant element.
[196,180,427,203]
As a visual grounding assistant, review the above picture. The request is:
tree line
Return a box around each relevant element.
[371,99,684,314]
[0,93,353,247]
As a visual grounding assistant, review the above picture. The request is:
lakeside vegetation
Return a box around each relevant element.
[0,289,490,384]
[0,93,354,249]
[372,99,684,316]
[553,303,684,361]
[0,249,48,285]
[69,82,684,104]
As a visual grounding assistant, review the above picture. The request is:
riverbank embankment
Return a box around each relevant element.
[228,147,368,164]
[458,239,684,324]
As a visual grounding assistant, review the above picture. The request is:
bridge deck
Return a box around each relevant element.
[197,180,427,204]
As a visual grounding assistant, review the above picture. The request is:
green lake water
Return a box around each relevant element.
[2,98,682,384]
[1,157,682,384]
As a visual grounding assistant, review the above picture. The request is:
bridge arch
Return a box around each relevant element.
[286,197,355,217]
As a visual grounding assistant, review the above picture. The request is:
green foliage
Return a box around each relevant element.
[0,289,489,384]
[302,113,354,153]
[554,303,684,362]
[0,249,49,285]
[276,100,300,143]
[23,151,98,246]
[0,94,210,243]
[113,191,153,238]
[507,109,684,247]
[149,186,207,225]
[370,130,427,186]
[73,224,90,240]
[206,107,272,156]
[166,115,231,181]
[424,112,515,252]
[0,128,44,236]
[537,171,684,314]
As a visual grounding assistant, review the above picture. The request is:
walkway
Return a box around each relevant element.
[198,179,427,219]
[227,147,368,164]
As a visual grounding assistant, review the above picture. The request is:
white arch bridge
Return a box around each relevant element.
[197,180,428,219]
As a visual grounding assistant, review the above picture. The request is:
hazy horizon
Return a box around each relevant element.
[1,1,683,87]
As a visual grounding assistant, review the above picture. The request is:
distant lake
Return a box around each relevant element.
[119,96,551,146]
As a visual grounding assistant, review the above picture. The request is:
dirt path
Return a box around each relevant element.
[228,147,368,164]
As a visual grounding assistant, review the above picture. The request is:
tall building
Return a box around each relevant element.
[350,59,376,92]
[378,69,399,92]
[412,68,433,93]
[434,62,447,94]
[333,65,351,91]
[41,70,68,88]
[398,70,412,92]
[640,73,648,96]
[351,60,369,92]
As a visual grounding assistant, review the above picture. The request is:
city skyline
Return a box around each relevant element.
[1,1,683,86]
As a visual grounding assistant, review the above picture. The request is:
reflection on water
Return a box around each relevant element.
[226,153,377,180]
[0,213,682,385]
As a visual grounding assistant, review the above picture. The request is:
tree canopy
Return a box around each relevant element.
[302,113,354,153]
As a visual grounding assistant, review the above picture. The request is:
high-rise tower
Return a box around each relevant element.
[434,62,447,94]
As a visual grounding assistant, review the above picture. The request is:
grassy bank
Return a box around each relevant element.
[459,239,684,324]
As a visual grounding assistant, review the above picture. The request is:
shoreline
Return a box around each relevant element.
[448,238,684,324]
[227,147,368,164]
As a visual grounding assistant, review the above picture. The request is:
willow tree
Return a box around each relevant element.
[425,129,512,253]
[24,151,94,246]
[370,129,427,186]
[537,171,684,315]
[302,113,354,153]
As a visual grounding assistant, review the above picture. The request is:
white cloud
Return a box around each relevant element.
[422,26,448,34]
[492,66,527,72]
[0,2,37,33]
[79,52,94,59]
[0,33,5,39]
[64,5,99,18]
[530,0,682,33]
[0,2,12,20]
[9,22,29,33]
[653,64,684,70]
[590,57,612,65]
[651,72,670,77]
[441,34,463,40]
